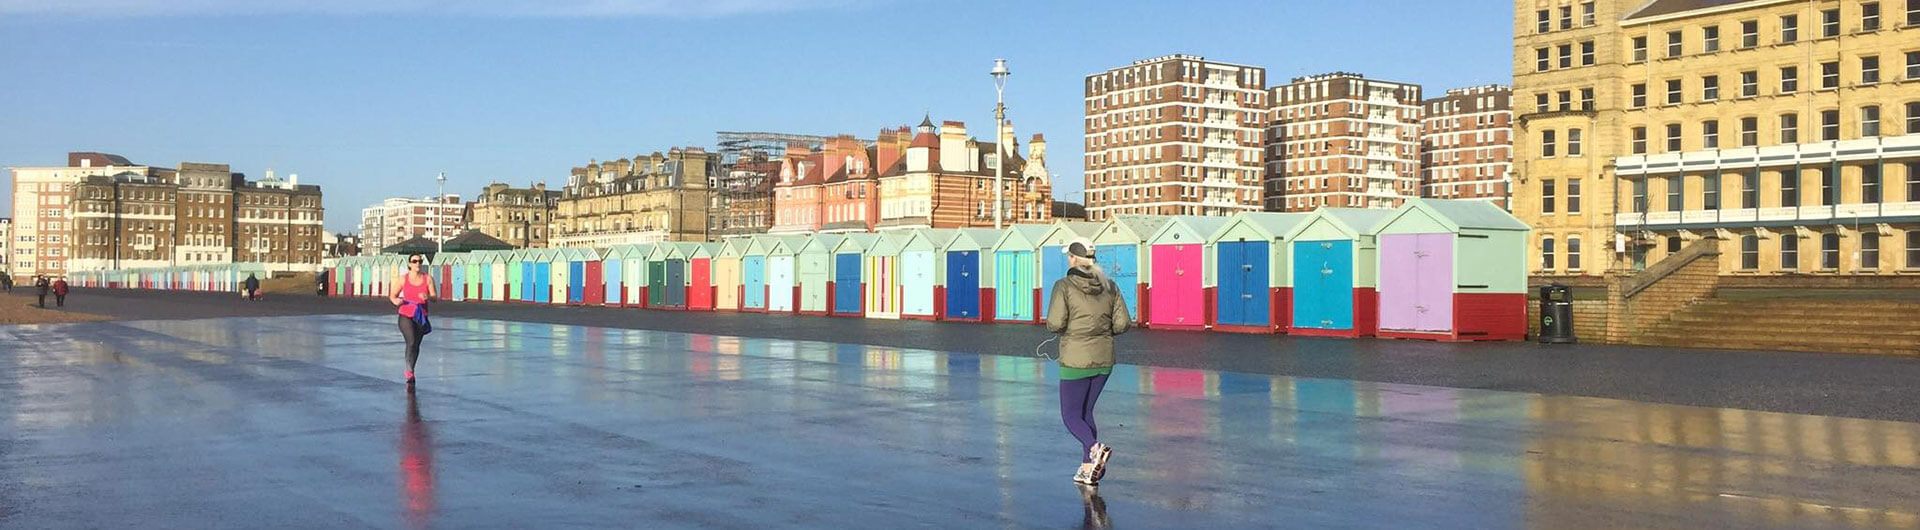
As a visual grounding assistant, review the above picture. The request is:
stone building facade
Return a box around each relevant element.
[552,148,716,247]
[63,160,324,274]
[8,152,156,277]
[468,182,559,248]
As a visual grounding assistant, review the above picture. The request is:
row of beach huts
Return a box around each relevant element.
[84,199,1533,341]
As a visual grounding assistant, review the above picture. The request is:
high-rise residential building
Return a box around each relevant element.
[468,182,559,248]
[1421,85,1515,208]
[1083,55,1268,221]
[8,152,156,277]
[551,148,715,247]
[1266,72,1424,212]
[0,218,11,272]
[59,160,325,274]
[1514,0,1920,276]
[358,195,463,254]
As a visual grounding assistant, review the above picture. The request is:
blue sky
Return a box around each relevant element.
[0,0,1514,233]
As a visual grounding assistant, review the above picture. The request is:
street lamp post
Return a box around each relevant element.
[436,172,447,255]
[990,58,1010,229]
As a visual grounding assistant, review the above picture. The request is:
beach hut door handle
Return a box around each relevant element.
[1320,242,1333,249]
[1414,250,1429,258]
[1175,269,1185,276]
[1321,319,1334,326]
[1320,262,1333,276]
[1241,264,1252,271]
[1415,305,1428,313]
[1240,294,1252,300]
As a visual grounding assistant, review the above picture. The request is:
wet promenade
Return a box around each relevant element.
[3,315,1918,528]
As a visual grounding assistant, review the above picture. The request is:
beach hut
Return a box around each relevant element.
[1282,208,1396,337]
[828,233,881,317]
[739,237,784,312]
[1145,216,1231,331]
[685,243,719,311]
[714,238,748,311]
[645,244,690,309]
[765,236,805,313]
[1091,215,1171,323]
[988,225,1052,324]
[598,245,638,307]
[464,251,491,301]
[1371,199,1529,341]
[794,235,845,316]
[863,231,914,320]
[1036,221,1105,319]
[940,229,1003,322]
[1206,212,1313,334]
[437,252,466,301]
[557,248,599,306]
[898,229,959,321]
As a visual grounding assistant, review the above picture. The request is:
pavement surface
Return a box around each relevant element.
[4,312,1919,529]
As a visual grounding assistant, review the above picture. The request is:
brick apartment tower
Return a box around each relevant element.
[1265,73,1424,212]
[1420,85,1515,209]
[1083,55,1269,221]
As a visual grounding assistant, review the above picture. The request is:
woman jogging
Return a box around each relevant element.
[1045,238,1130,486]
[389,253,437,385]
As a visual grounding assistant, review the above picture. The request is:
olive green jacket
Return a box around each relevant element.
[1045,266,1131,369]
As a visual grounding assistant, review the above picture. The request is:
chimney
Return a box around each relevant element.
[289,173,298,187]
[1028,133,1047,161]
[999,120,1016,152]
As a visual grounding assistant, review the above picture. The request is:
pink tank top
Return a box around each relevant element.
[397,274,430,317]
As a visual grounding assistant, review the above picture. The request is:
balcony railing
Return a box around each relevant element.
[1615,201,1920,228]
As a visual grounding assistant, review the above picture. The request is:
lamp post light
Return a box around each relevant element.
[436,172,447,255]
[990,58,1010,229]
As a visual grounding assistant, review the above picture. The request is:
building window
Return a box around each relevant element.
[1666,79,1683,104]
[1667,176,1684,211]
[1580,88,1595,110]
[1910,162,1920,203]
[1781,66,1798,93]
[1633,126,1649,153]
[1568,179,1582,213]
[1582,2,1596,26]
[1741,235,1760,269]
[1908,51,1920,80]
[1703,25,1720,52]
[1821,109,1841,140]
[1703,173,1721,210]
[1865,2,1883,30]
[1702,120,1720,148]
[1667,30,1684,57]
[1782,14,1799,42]
[1909,231,1920,269]
[1632,36,1648,62]
[1909,0,1920,26]
[1782,169,1800,206]
[1742,169,1759,208]
[1666,123,1683,152]
[1780,112,1799,143]
[1581,40,1595,66]
[1537,9,1551,33]
[1741,20,1759,47]
[1541,237,1556,270]
[1568,128,1584,156]
[1821,8,1840,37]
[1631,83,1648,108]
[1542,179,1556,214]
[1541,130,1557,157]
[1863,234,1881,270]
[1863,55,1881,84]
[1668,236,1684,254]
[1632,178,1649,212]
[1560,5,1573,29]
[1822,61,1840,89]
[1742,117,1759,146]
[1701,75,1720,101]
[1821,233,1841,270]
[1559,44,1573,69]
[1820,167,1836,206]
[1568,237,1583,270]
[1737,71,1756,97]
[1863,105,1882,136]
[1782,236,1800,270]
[1558,90,1573,111]
[1865,164,1883,203]
[1536,48,1550,72]
[1536,93,1550,113]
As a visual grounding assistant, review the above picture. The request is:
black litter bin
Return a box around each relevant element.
[1538,284,1576,344]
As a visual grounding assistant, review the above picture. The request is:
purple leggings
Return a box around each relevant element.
[1060,374,1110,463]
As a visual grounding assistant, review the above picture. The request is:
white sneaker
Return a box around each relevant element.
[1073,466,1097,485]
[1089,443,1113,480]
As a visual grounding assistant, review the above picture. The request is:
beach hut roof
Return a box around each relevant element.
[949,228,1003,249]
[1281,208,1397,241]
[1209,212,1312,243]
[799,234,848,253]
[867,231,915,255]
[829,233,882,254]
[1039,221,1104,246]
[990,224,1053,251]
[1371,198,1531,233]
[1096,215,1173,244]
[1147,215,1232,245]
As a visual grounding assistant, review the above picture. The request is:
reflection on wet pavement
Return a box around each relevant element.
[1,315,1917,528]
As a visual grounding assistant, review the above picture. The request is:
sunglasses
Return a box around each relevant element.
[409,258,423,264]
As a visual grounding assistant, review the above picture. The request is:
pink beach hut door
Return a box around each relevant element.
[1149,243,1204,327]
[1379,233,1454,332]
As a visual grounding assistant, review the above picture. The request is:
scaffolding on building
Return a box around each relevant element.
[710,131,869,238]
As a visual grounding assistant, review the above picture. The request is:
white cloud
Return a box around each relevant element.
[0,0,864,17]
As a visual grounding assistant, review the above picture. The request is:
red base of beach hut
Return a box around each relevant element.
[1212,287,1291,334]
[1377,293,1526,341]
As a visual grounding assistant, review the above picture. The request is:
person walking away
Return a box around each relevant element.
[243,274,261,301]
[51,277,68,308]
[35,276,50,308]
[1,271,12,292]
[1045,238,1130,486]
[389,254,437,385]
[316,270,330,297]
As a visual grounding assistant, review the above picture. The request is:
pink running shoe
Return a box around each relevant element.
[404,370,415,383]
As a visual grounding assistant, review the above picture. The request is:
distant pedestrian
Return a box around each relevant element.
[35,276,49,308]
[51,277,68,308]
[316,270,330,297]
[389,254,437,386]
[1,271,13,292]
[244,274,261,301]
[1044,238,1129,486]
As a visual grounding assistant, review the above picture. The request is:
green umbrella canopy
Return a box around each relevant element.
[442,230,515,253]
[381,236,440,256]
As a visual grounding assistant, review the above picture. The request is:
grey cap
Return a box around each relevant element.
[1065,238,1095,259]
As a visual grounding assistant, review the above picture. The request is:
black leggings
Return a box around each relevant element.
[398,315,425,370]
